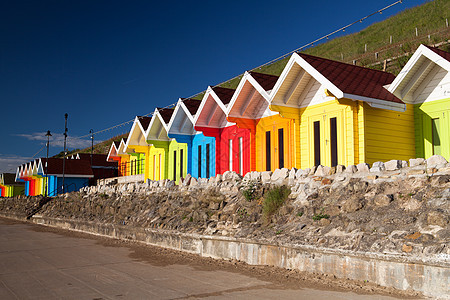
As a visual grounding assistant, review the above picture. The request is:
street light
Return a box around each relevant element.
[62,113,68,194]
[90,129,94,166]
[45,130,52,197]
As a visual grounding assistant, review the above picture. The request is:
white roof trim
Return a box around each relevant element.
[193,86,229,127]
[124,116,149,152]
[389,44,450,95]
[226,71,271,117]
[270,53,344,107]
[343,93,406,112]
[167,98,197,136]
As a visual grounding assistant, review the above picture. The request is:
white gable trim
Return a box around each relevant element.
[227,71,272,117]
[167,98,197,136]
[193,86,229,127]
[389,44,450,96]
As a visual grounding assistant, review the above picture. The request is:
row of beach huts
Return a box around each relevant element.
[1,44,449,197]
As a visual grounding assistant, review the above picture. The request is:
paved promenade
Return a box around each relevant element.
[0,218,403,299]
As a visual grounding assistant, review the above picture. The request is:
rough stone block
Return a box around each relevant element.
[261,171,272,183]
[426,155,448,168]
[271,168,289,181]
[345,165,357,174]
[250,171,261,181]
[409,158,426,167]
[308,166,316,176]
[165,180,175,188]
[190,177,198,186]
[288,168,297,179]
[314,165,331,177]
[335,165,345,173]
[356,163,370,173]
[370,161,385,172]
[295,169,304,179]
[384,160,402,171]
[401,160,408,168]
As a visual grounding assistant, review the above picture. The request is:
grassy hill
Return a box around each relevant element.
[220,0,449,89]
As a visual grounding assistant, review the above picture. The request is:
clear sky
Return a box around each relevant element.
[0,0,429,173]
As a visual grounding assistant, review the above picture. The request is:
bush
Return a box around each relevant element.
[241,180,261,202]
[262,185,291,220]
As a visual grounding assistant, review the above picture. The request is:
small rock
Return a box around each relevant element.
[426,155,448,168]
[370,161,385,172]
[190,177,198,186]
[409,158,426,167]
[401,160,408,168]
[320,218,331,226]
[342,197,363,213]
[427,211,448,227]
[250,171,261,181]
[295,169,304,179]
[384,160,402,171]
[261,171,272,183]
[345,165,358,174]
[374,194,393,206]
[357,163,370,173]
[321,178,332,185]
[405,232,422,240]
[271,168,289,181]
[315,165,331,177]
[336,165,345,173]
[402,244,413,253]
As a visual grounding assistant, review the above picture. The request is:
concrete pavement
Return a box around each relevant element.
[0,218,404,299]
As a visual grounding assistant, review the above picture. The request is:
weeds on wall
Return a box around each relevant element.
[262,185,291,221]
[241,180,262,202]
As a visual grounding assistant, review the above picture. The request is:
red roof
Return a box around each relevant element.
[45,158,93,176]
[249,72,279,91]
[158,108,174,124]
[76,153,118,168]
[298,53,403,104]
[2,173,19,185]
[181,98,202,115]
[212,86,235,105]
[137,116,152,131]
[423,45,450,61]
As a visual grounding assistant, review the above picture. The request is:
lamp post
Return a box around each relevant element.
[62,113,68,194]
[45,130,52,197]
[90,129,94,166]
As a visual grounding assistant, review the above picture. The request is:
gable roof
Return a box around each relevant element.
[388,44,450,103]
[146,108,172,142]
[271,52,405,111]
[158,108,175,124]
[181,98,202,116]
[249,72,279,91]
[107,141,119,162]
[212,86,235,105]
[227,71,279,119]
[298,53,402,104]
[125,116,151,151]
[167,98,198,136]
[424,45,450,62]
[44,158,94,177]
[76,153,117,167]
[137,116,152,131]
[1,173,18,185]
[194,86,236,129]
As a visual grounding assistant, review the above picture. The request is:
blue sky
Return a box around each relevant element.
[0,0,429,173]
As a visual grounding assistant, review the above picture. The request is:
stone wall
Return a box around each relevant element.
[1,155,449,298]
